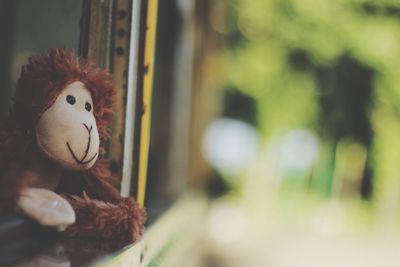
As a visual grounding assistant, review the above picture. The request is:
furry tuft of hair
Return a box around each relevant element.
[13,48,115,140]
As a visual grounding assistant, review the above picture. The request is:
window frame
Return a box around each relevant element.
[80,0,156,204]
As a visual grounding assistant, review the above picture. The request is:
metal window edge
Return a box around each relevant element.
[92,193,208,267]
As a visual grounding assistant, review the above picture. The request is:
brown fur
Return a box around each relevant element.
[0,48,146,243]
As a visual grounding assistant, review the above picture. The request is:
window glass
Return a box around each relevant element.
[0,0,82,118]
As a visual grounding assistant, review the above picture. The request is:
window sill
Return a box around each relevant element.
[94,193,208,267]
[0,193,207,267]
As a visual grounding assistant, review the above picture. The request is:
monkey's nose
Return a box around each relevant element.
[83,123,93,133]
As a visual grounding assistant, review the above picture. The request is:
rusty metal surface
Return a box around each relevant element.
[85,0,114,69]
[108,0,132,183]
[81,0,132,185]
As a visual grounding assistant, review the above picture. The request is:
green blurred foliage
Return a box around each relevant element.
[217,0,400,218]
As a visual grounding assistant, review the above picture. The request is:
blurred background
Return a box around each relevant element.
[196,0,400,266]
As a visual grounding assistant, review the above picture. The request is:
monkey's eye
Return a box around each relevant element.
[85,102,92,112]
[66,95,76,105]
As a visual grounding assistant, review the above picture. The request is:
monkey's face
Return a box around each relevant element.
[36,81,100,170]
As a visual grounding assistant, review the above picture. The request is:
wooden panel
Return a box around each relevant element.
[80,0,133,187]
[81,0,114,69]
[108,0,133,184]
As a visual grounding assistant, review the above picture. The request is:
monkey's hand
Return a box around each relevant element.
[63,194,146,243]
[17,188,75,231]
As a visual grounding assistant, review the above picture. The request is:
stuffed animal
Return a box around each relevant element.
[0,48,146,243]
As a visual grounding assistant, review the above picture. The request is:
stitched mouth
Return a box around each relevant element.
[66,142,98,165]
[66,123,97,165]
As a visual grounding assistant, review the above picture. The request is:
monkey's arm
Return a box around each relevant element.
[61,162,146,243]
[63,194,146,243]
[0,164,75,230]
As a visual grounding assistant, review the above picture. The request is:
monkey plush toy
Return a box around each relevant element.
[0,48,146,243]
